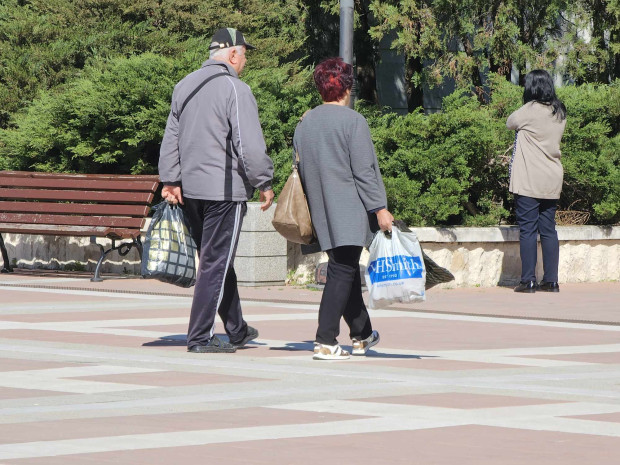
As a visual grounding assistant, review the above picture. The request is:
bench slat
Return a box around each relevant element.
[0,201,150,217]
[1,171,159,182]
[0,213,144,229]
[0,176,159,192]
[0,223,140,239]
[0,189,154,204]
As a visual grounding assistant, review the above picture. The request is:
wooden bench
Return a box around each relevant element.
[0,171,160,281]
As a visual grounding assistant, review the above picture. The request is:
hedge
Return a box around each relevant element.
[0,63,617,225]
[362,75,620,226]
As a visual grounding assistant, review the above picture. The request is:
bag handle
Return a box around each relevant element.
[293,151,300,170]
[292,109,310,170]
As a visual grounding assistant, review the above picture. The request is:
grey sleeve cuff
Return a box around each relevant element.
[163,181,182,187]
[368,206,385,214]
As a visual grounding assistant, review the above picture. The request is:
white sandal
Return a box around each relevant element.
[352,330,380,355]
[313,343,350,360]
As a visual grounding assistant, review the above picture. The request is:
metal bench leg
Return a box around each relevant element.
[0,233,14,273]
[90,237,141,282]
[135,236,143,259]
[91,240,109,282]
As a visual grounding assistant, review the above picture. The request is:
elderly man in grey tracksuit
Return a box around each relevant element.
[159,28,274,353]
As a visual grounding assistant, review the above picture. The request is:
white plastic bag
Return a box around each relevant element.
[365,227,426,309]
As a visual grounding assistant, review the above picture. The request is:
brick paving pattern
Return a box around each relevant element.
[0,270,618,464]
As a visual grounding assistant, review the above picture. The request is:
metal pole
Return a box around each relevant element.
[339,0,355,108]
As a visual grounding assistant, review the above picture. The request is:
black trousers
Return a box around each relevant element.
[183,199,248,349]
[316,246,373,345]
[514,194,559,283]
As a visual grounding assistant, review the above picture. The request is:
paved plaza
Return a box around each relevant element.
[0,270,619,464]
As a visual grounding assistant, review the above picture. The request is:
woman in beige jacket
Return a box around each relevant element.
[507,70,567,293]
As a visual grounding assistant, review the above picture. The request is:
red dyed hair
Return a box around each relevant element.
[313,57,353,102]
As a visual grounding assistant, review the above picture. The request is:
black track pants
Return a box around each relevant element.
[183,199,248,348]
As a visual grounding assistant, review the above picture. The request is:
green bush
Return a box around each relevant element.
[557,82,620,223]
[360,77,515,226]
[0,53,180,174]
[358,76,620,226]
[0,51,616,225]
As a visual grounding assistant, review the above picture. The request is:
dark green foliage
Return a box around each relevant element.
[366,0,618,94]
[0,0,315,176]
[361,76,620,225]
[360,81,514,226]
[0,53,180,173]
[0,0,617,226]
[557,81,620,222]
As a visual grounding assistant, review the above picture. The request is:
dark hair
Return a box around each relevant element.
[313,57,353,102]
[523,70,566,120]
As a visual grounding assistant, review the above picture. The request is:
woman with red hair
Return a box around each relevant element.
[293,57,394,361]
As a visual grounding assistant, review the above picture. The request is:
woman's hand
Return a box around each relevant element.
[376,208,394,232]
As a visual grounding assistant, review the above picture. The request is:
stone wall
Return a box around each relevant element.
[1,233,142,275]
[0,202,288,286]
[2,207,618,287]
[289,226,620,287]
[236,202,287,286]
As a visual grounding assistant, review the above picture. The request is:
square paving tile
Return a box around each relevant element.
[563,412,620,424]
[67,371,269,387]
[523,352,620,364]
[0,358,75,372]
[0,329,158,348]
[249,317,620,351]
[0,309,186,323]
[357,392,568,409]
[0,387,71,400]
[5,425,618,465]
[0,407,368,445]
[357,356,520,370]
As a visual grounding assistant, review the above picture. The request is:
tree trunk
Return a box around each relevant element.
[591,0,611,83]
[355,0,379,104]
[462,36,486,103]
[406,56,424,111]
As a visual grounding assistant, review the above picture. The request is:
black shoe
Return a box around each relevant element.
[187,335,236,353]
[537,281,560,292]
[230,326,259,348]
[514,281,536,293]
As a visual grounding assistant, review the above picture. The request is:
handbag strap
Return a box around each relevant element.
[293,151,300,170]
[293,109,310,170]
[177,71,230,119]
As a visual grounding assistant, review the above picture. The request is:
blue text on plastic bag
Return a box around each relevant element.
[367,255,424,284]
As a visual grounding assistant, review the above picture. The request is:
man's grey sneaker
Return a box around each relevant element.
[313,344,350,361]
[231,326,259,348]
[352,330,380,356]
[188,335,236,353]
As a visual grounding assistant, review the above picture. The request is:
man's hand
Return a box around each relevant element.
[259,189,274,211]
[376,208,394,232]
[162,185,183,205]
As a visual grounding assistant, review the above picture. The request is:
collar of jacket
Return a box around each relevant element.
[201,59,239,79]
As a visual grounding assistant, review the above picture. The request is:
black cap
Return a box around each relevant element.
[209,28,255,51]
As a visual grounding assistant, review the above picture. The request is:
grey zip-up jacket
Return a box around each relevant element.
[159,60,273,201]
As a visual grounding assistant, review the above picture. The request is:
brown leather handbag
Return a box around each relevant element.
[272,151,316,245]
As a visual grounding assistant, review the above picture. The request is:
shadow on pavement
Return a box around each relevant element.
[142,334,186,347]
[269,341,315,352]
[364,351,438,360]
[142,334,263,349]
